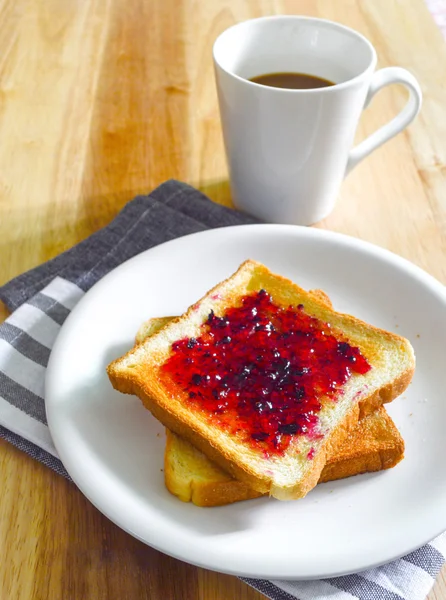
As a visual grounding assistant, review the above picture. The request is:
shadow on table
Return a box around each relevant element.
[197,179,232,208]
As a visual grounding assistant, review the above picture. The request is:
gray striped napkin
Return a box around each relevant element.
[0,179,444,600]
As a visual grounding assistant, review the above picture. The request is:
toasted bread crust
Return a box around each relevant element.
[318,406,405,482]
[135,316,173,344]
[108,260,415,500]
[164,407,404,506]
[164,430,263,506]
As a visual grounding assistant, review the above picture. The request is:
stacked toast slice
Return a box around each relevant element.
[108,260,414,503]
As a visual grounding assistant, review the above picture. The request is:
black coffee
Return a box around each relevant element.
[250,72,334,89]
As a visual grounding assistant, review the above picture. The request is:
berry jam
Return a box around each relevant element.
[161,290,371,455]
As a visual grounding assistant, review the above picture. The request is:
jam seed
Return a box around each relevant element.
[278,423,299,435]
[191,374,202,385]
[251,432,269,441]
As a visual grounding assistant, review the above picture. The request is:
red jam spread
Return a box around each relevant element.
[161,290,371,455]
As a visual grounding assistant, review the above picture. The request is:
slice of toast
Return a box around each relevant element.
[136,314,405,507]
[108,260,415,500]
[165,408,405,507]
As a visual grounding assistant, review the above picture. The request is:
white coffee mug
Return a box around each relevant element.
[213,16,422,225]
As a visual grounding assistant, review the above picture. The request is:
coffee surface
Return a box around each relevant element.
[250,72,334,89]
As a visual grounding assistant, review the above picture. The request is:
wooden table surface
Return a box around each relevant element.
[0,0,445,598]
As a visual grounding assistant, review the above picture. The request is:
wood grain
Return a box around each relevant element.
[0,0,445,598]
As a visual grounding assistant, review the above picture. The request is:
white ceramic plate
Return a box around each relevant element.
[46,224,446,580]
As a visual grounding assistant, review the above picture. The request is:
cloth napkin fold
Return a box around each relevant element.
[0,179,444,600]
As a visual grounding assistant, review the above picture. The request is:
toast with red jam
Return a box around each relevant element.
[108,260,414,500]
[135,314,405,508]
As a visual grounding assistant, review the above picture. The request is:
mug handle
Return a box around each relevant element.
[345,67,422,174]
